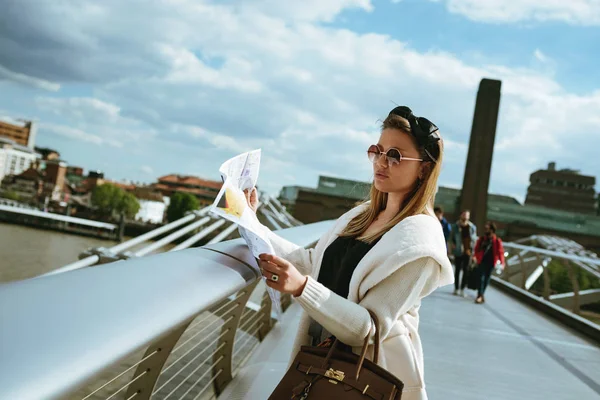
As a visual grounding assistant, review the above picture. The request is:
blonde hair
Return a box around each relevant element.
[340,113,444,243]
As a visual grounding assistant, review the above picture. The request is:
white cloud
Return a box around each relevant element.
[0,0,598,197]
[533,49,549,64]
[140,165,154,174]
[243,0,374,22]
[0,64,60,91]
[160,46,263,93]
[35,97,157,151]
[36,97,121,123]
[434,0,600,25]
[42,123,123,148]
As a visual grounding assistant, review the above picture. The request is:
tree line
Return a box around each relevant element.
[91,184,200,223]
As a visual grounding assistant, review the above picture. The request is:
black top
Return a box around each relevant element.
[480,235,495,268]
[317,235,380,299]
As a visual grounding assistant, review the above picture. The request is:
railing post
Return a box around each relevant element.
[542,258,551,301]
[212,280,259,396]
[124,323,192,400]
[257,290,273,341]
[280,293,292,312]
[562,259,581,315]
[517,253,527,289]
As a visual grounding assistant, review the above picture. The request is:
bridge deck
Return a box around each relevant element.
[221,283,600,399]
[422,284,600,399]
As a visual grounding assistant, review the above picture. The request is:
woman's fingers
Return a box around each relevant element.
[258,253,288,269]
[259,259,282,274]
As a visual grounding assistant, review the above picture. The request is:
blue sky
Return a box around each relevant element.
[1,0,599,203]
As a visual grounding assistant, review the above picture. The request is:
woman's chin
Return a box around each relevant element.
[373,180,390,193]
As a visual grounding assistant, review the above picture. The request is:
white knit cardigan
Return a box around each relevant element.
[263,204,454,400]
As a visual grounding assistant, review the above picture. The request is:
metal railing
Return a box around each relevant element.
[0,221,332,400]
[499,236,600,317]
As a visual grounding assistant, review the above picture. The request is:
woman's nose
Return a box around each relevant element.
[376,153,388,169]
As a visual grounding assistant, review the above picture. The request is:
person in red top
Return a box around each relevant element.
[473,221,505,304]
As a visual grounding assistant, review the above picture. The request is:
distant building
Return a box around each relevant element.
[1,159,69,203]
[525,162,596,214]
[132,187,167,224]
[279,175,600,252]
[279,176,370,224]
[43,160,68,202]
[34,147,60,161]
[67,166,84,176]
[0,168,44,202]
[0,138,40,183]
[435,186,600,253]
[0,117,37,148]
[152,174,222,206]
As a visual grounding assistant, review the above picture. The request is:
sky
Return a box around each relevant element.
[1,0,599,203]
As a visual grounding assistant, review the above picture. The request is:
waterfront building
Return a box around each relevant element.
[132,187,167,224]
[34,147,60,161]
[525,162,597,215]
[279,176,370,223]
[280,175,600,253]
[152,174,222,206]
[0,138,40,183]
[0,117,37,148]
[1,160,68,203]
[42,160,68,202]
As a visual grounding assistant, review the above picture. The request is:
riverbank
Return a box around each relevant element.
[0,205,119,240]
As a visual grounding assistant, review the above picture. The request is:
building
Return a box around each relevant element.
[43,160,68,202]
[34,147,60,161]
[435,186,600,253]
[152,174,222,206]
[525,162,596,214]
[0,117,37,148]
[67,166,84,177]
[132,187,167,224]
[279,175,370,223]
[0,168,45,202]
[0,138,40,183]
[1,159,69,203]
[280,175,600,253]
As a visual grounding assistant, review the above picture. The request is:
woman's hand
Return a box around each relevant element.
[243,187,259,213]
[258,253,308,297]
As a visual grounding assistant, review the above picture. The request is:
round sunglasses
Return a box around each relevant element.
[367,144,423,167]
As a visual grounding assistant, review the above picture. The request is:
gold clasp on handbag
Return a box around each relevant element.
[324,368,345,384]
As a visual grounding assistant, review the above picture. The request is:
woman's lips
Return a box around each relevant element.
[375,172,388,179]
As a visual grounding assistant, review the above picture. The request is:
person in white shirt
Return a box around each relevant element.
[245,106,453,400]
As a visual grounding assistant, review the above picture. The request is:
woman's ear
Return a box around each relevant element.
[419,162,432,180]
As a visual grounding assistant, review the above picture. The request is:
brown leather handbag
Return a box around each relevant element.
[268,311,404,399]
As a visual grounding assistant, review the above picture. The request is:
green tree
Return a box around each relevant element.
[91,183,123,216]
[117,192,141,219]
[167,192,200,222]
[1,190,20,201]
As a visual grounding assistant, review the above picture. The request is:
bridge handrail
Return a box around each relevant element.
[503,242,600,265]
[0,221,333,400]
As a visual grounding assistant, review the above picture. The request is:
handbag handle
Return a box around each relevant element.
[321,309,381,381]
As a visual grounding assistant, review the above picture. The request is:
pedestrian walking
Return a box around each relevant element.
[434,206,451,248]
[449,210,477,296]
[473,221,505,304]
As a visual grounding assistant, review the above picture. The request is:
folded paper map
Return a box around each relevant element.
[210,149,281,316]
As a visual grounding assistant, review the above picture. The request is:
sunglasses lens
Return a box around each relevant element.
[367,145,379,163]
[386,148,401,165]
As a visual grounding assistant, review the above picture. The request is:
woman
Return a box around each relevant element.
[245,106,453,400]
[473,221,505,304]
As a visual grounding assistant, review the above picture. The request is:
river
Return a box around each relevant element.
[0,222,120,282]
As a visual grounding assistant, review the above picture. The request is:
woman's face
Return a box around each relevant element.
[372,128,422,194]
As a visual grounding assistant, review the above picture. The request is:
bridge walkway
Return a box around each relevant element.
[223,283,600,399]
